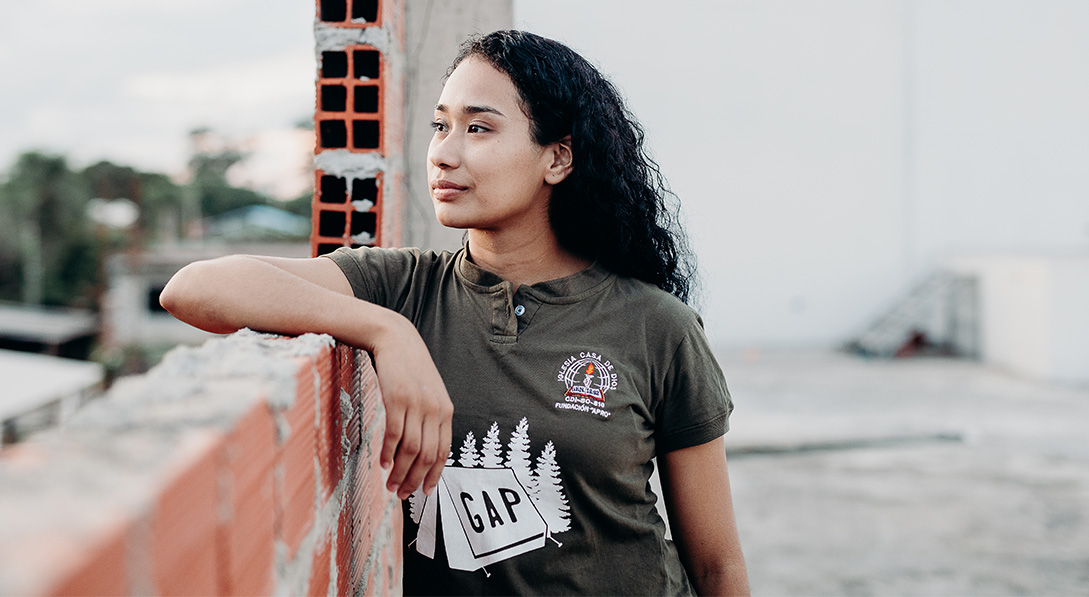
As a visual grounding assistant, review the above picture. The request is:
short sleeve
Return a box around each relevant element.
[655,318,733,453]
[323,246,427,311]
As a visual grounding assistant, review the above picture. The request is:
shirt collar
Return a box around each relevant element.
[455,246,614,303]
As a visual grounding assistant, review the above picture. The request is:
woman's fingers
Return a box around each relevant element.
[396,413,439,499]
[385,407,423,494]
[380,402,405,471]
[380,382,453,498]
[423,417,453,494]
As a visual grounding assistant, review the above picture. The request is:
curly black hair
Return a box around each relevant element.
[448,30,697,304]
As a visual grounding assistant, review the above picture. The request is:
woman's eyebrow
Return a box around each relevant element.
[434,103,505,117]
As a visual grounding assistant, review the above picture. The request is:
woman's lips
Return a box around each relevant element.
[430,179,467,201]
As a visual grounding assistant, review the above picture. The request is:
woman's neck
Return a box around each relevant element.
[466,227,591,291]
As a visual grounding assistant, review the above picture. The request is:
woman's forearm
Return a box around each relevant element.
[160,255,396,349]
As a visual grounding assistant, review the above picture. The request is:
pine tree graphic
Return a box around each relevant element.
[480,422,504,468]
[407,490,424,524]
[458,431,479,468]
[504,417,533,489]
[532,441,571,534]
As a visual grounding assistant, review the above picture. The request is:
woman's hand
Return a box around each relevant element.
[660,437,750,596]
[160,254,454,499]
[370,315,453,498]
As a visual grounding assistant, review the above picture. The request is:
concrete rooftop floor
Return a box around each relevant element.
[719,349,1089,596]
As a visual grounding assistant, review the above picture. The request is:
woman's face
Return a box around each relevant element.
[427,57,566,234]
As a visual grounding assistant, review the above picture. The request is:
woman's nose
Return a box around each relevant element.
[427,133,460,169]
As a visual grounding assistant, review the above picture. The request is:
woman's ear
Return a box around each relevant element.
[544,136,574,185]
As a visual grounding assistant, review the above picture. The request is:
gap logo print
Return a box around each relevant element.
[555,351,618,420]
[407,417,571,573]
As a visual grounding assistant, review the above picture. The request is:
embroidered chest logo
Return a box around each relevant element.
[555,352,618,420]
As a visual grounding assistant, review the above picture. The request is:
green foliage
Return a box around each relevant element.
[0,143,290,310]
[197,182,270,218]
[280,190,315,218]
[0,152,93,305]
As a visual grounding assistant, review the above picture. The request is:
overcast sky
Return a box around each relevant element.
[0,1,702,171]
[0,0,316,178]
[0,1,682,187]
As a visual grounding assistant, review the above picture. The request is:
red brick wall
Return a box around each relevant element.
[0,330,402,596]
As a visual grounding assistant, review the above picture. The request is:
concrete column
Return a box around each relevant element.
[401,1,513,251]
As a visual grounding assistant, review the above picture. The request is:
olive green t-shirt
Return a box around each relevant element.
[327,246,732,596]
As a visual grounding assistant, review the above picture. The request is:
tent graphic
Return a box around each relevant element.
[416,467,548,571]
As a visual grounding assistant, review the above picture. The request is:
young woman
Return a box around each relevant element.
[162,30,748,596]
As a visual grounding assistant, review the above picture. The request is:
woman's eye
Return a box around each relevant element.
[429,120,446,132]
[467,124,488,133]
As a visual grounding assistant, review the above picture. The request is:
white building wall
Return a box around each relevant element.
[911,1,1089,264]
[1050,258,1089,383]
[948,254,1089,384]
[513,1,1089,352]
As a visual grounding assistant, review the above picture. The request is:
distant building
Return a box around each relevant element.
[0,303,98,360]
[0,349,104,445]
[205,205,309,242]
[101,242,310,355]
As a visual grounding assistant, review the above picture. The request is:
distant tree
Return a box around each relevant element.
[186,127,270,219]
[188,127,246,185]
[0,152,92,306]
[138,171,186,241]
[0,138,289,308]
[280,191,314,218]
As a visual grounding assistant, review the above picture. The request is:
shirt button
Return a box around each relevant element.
[514,305,526,316]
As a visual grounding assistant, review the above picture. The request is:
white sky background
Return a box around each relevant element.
[0,0,315,188]
[0,1,694,190]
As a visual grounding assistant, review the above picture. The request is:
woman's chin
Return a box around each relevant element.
[432,206,476,230]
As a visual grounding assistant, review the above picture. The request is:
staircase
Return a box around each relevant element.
[846,271,979,358]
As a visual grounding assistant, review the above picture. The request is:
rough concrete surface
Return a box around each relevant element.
[720,349,1089,596]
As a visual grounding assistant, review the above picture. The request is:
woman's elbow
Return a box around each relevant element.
[159,262,201,314]
[159,260,233,332]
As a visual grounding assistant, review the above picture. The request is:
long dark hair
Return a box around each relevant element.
[449,30,697,304]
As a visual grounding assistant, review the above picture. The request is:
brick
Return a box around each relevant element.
[307,533,333,597]
[47,527,129,597]
[317,348,343,500]
[151,431,222,596]
[270,355,320,560]
[335,487,355,597]
[222,401,277,596]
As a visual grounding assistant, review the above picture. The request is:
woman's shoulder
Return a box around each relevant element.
[323,245,462,304]
[607,274,704,331]
[326,245,460,274]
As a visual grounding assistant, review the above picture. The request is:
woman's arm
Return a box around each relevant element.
[660,437,750,596]
[159,255,453,499]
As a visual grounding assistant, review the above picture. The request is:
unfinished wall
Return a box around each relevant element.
[312,0,406,255]
[0,331,401,596]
